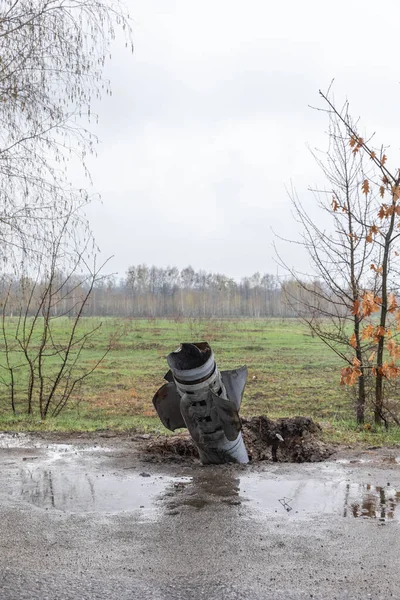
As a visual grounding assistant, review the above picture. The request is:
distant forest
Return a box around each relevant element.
[1,264,326,318]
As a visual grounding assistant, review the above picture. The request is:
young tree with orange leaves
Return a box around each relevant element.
[280,105,379,424]
[320,91,400,426]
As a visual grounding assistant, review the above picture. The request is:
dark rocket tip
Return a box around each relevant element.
[167,342,212,371]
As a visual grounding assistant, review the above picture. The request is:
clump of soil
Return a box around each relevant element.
[146,433,199,460]
[145,415,334,463]
[242,416,333,462]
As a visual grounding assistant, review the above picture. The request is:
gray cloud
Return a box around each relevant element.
[76,0,400,280]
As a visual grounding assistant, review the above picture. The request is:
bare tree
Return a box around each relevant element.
[0,210,112,418]
[278,104,380,424]
[282,90,400,426]
[319,92,400,426]
[0,0,132,266]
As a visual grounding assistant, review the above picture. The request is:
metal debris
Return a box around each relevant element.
[153,342,249,465]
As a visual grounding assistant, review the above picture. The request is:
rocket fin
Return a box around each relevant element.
[163,369,174,382]
[152,382,186,431]
[220,366,248,410]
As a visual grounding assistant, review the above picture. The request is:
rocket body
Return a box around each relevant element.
[152,342,249,464]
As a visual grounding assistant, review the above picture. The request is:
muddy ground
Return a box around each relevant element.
[0,430,400,599]
[145,416,335,463]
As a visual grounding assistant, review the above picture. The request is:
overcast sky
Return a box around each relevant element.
[81,0,400,281]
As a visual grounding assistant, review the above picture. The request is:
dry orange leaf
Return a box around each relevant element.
[367,226,379,243]
[381,361,399,380]
[340,363,362,386]
[361,291,381,316]
[351,299,360,316]
[387,339,400,360]
[370,264,383,274]
[373,326,386,343]
[388,292,398,312]
[351,138,364,154]
[362,179,370,195]
[361,324,375,340]
[378,205,389,219]
[393,186,400,200]
[349,333,357,348]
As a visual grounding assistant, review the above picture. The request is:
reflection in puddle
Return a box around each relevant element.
[159,473,400,521]
[160,471,241,513]
[240,477,400,521]
[18,468,191,514]
[15,467,400,521]
[343,483,400,519]
[6,435,400,521]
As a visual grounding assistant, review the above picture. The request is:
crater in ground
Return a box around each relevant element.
[145,415,334,463]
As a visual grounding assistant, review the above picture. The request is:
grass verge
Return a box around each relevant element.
[0,318,399,447]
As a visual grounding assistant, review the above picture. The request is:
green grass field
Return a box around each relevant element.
[0,317,399,445]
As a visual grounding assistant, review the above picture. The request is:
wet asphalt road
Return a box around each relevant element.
[0,434,400,600]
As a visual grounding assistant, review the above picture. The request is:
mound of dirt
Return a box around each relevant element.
[242,415,334,462]
[144,415,334,463]
[146,433,199,460]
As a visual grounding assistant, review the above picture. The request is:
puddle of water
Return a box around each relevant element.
[0,433,32,448]
[160,471,241,512]
[336,456,400,465]
[156,471,400,521]
[240,476,400,521]
[17,467,191,514]
[335,458,373,464]
[0,433,108,456]
[12,466,400,520]
[3,433,399,521]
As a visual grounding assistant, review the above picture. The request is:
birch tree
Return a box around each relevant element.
[0,0,132,265]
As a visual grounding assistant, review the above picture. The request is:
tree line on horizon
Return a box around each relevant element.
[0,264,328,319]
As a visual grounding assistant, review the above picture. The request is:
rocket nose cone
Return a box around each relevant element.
[167,342,212,371]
